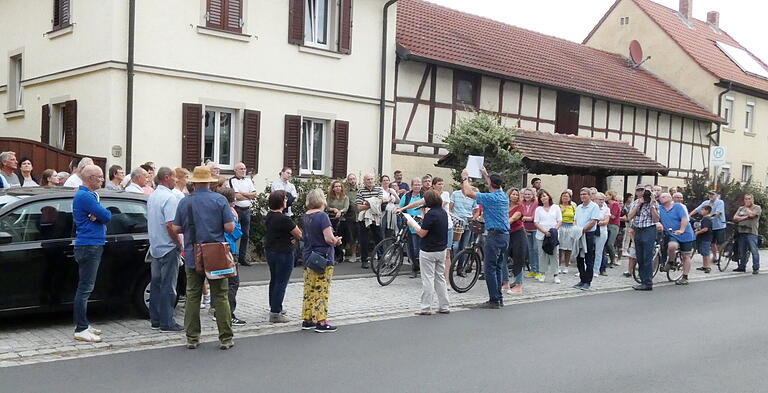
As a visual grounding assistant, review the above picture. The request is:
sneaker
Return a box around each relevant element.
[315,322,338,333]
[504,288,514,295]
[535,273,544,282]
[572,282,584,289]
[525,272,536,278]
[554,276,561,284]
[269,313,291,323]
[301,320,315,330]
[510,285,523,294]
[219,342,234,350]
[199,302,206,310]
[74,329,102,343]
[675,278,689,285]
[733,267,746,272]
[562,267,568,274]
[203,295,211,305]
[753,270,759,275]
[599,271,608,276]
[211,315,216,322]
[580,284,591,291]
[160,324,184,332]
[186,342,199,349]
[479,301,502,309]
[87,326,102,335]
[231,317,247,326]
[623,272,631,277]
[150,324,160,330]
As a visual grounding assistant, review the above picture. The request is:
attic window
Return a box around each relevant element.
[716,41,768,79]
[620,17,630,25]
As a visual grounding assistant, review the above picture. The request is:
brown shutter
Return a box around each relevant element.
[62,100,77,153]
[53,0,70,30]
[332,120,349,179]
[242,110,261,174]
[41,104,50,145]
[224,0,242,33]
[283,115,301,171]
[338,0,353,54]
[182,103,203,170]
[206,0,224,30]
[287,0,304,45]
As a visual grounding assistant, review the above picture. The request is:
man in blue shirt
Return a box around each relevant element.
[690,190,726,260]
[72,165,112,343]
[147,167,183,332]
[659,193,696,285]
[573,187,601,290]
[173,166,235,350]
[461,167,509,309]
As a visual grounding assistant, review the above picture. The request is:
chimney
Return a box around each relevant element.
[679,0,692,20]
[707,11,720,27]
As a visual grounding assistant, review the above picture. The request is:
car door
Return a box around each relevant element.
[99,198,150,302]
[0,198,74,311]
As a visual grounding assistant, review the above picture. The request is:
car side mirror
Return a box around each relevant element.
[0,232,12,245]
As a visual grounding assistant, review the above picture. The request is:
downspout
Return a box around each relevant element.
[126,0,136,170]
[714,82,732,146]
[377,0,399,175]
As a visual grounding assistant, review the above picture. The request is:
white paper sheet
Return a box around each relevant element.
[402,213,422,231]
[465,155,485,178]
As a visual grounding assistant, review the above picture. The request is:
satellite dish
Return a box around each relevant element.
[629,40,644,64]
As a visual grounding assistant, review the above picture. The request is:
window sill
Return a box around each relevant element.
[721,126,735,133]
[46,24,74,39]
[744,131,757,137]
[4,109,25,119]
[196,26,252,42]
[298,45,344,59]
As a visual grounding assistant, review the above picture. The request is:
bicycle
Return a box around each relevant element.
[374,215,417,286]
[716,222,746,272]
[631,241,661,284]
[449,220,485,293]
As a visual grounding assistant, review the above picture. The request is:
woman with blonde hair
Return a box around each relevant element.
[558,191,579,274]
[301,189,342,332]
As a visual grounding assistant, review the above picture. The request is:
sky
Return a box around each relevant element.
[426,0,768,64]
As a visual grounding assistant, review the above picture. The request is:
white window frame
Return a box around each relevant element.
[299,118,328,176]
[50,103,66,150]
[746,101,755,133]
[203,107,237,170]
[741,164,752,184]
[719,164,731,184]
[304,0,337,50]
[8,53,23,111]
[723,96,734,128]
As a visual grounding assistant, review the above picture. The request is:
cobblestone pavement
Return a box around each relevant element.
[1,251,764,367]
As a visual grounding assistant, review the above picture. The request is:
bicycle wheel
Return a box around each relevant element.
[632,247,660,284]
[370,237,395,275]
[376,243,403,286]
[716,240,734,272]
[450,249,481,293]
[666,253,684,282]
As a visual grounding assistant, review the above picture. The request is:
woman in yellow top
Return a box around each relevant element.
[558,191,579,274]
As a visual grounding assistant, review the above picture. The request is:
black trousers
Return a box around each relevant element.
[576,231,596,284]
[358,222,383,263]
[235,207,251,265]
[508,229,527,280]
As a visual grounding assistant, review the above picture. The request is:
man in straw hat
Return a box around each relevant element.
[173,166,236,350]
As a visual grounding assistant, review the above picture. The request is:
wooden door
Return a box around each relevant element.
[568,174,607,193]
[555,92,580,135]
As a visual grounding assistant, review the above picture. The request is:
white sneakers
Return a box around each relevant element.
[74,329,102,343]
[87,326,102,335]
[554,276,561,284]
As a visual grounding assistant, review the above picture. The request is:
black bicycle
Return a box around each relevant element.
[374,215,417,286]
[631,241,661,284]
[449,220,485,293]
[716,222,745,272]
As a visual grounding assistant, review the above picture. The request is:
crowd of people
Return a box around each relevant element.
[0,149,762,348]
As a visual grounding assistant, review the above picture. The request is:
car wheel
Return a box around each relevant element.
[133,273,151,318]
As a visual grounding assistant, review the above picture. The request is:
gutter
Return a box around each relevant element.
[377,0,399,175]
[126,0,136,170]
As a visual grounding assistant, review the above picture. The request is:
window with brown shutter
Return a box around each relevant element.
[287,0,304,45]
[242,110,261,174]
[332,120,349,179]
[284,115,301,171]
[62,100,77,153]
[338,0,353,54]
[182,103,203,169]
[206,0,242,33]
[41,104,50,145]
[53,0,71,31]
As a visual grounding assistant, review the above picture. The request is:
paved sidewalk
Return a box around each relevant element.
[1,251,764,367]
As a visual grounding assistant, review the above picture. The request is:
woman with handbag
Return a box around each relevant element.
[265,190,303,323]
[301,189,342,333]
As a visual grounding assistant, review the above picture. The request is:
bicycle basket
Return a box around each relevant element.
[469,220,485,234]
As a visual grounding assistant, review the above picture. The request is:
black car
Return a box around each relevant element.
[0,187,180,317]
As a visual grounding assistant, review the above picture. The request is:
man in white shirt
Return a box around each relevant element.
[271,167,298,216]
[124,167,148,193]
[0,151,20,188]
[63,157,94,188]
[229,162,258,266]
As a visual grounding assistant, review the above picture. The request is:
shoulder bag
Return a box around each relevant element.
[188,201,237,280]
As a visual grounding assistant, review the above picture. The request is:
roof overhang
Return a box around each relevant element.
[716,80,768,101]
[398,44,721,125]
[436,129,669,176]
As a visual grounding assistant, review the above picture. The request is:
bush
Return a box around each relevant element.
[682,172,768,240]
[440,112,526,191]
[247,176,335,260]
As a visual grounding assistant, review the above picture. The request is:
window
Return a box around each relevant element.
[723,97,734,127]
[101,199,148,235]
[742,165,752,184]
[454,71,480,108]
[203,108,236,169]
[300,118,327,175]
[746,102,755,132]
[0,199,73,243]
[50,103,66,150]
[719,166,731,184]
[620,17,630,25]
[52,0,71,30]
[304,0,333,48]
[205,0,243,33]
[8,54,23,111]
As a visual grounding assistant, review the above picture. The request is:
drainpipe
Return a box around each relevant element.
[126,0,136,170]
[377,0,399,175]
[714,82,732,146]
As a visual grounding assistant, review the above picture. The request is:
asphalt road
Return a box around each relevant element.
[3,275,767,393]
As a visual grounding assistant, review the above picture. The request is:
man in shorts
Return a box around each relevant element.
[658,193,696,285]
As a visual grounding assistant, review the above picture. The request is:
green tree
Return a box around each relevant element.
[441,112,525,190]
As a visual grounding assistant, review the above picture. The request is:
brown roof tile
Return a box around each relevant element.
[396,0,720,123]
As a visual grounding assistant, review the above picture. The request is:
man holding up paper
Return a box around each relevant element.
[460,167,509,309]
